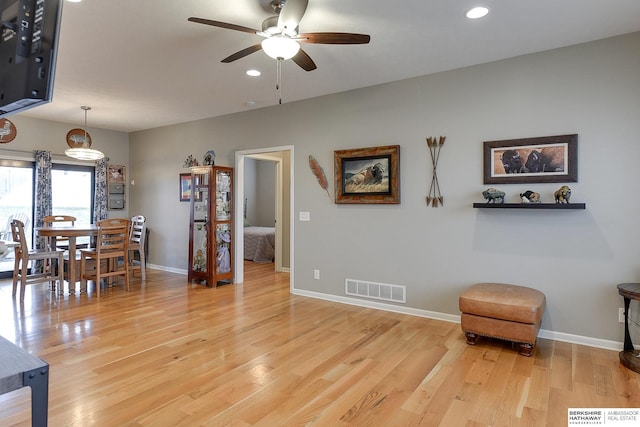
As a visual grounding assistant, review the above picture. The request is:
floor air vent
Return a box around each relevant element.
[345,279,406,303]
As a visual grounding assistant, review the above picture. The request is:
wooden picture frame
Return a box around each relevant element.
[483,134,578,184]
[334,145,400,204]
[180,173,192,202]
[107,165,125,183]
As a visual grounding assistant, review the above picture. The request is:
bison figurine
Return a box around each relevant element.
[482,188,506,203]
[554,185,571,203]
[520,190,541,203]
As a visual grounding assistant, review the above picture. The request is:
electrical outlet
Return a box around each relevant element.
[619,308,626,323]
[313,269,320,280]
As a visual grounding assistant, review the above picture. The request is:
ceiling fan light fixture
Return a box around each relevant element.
[466,6,489,19]
[261,35,300,60]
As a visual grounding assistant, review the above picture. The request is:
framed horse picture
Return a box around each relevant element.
[334,145,400,204]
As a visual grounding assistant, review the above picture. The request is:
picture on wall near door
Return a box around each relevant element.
[334,145,400,204]
[483,134,577,184]
[180,173,193,202]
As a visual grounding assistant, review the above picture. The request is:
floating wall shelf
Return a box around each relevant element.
[473,203,586,210]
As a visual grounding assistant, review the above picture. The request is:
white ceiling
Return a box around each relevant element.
[18,0,640,133]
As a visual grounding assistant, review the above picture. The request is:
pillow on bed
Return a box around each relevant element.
[244,217,251,227]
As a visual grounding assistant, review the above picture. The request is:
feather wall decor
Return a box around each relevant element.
[308,155,332,201]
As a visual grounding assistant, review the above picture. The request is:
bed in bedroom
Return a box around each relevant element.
[244,226,275,262]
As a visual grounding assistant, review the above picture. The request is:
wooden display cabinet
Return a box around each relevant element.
[187,165,234,287]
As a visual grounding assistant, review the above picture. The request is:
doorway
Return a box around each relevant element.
[234,146,293,290]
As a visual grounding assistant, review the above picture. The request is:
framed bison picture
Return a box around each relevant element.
[483,134,578,184]
[334,145,400,204]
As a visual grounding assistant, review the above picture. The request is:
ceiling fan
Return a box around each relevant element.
[187,0,371,72]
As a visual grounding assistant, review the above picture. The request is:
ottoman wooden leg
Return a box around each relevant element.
[464,332,479,345]
[518,343,533,357]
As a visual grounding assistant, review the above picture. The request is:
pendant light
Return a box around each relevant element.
[65,106,104,161]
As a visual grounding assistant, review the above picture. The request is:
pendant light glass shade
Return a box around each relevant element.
[65,106,104,161]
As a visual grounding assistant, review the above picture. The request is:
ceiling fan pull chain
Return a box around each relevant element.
[277,58,283,104]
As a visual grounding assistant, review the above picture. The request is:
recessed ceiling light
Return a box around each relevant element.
[246,101,256,108]
[246,69,261,77]
[466,6,489,19]
[66,0,83,3]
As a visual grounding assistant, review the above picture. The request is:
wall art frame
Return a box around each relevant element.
[107,165,125,182]
[180,173,193,202]
[483,134,578,184]
[334,145,400,204]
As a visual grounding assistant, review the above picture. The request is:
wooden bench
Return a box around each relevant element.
[459,283,546,356]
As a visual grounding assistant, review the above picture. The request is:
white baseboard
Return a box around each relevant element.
[146,263,186,275]
[144,265,625,352]
[291,288,624,352]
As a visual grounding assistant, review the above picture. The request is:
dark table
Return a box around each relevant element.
[0,335,49,426]
[617,283,640,373]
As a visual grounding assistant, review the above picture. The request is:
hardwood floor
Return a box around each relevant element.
[0,262,639,426]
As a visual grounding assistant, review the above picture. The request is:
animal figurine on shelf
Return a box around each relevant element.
[520,190,541,203]
[554,185,572,203]
[482,188,506,203]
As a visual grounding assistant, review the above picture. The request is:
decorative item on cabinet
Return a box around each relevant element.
[187,165,234,287]
[183,155,199,167]
[203,150,216,166]
[107,165,125,210]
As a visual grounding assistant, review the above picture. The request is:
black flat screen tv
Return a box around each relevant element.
[0,0,63,117]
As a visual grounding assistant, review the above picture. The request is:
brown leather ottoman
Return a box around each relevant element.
[459,283,546,356]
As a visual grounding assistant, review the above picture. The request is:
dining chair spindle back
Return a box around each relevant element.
[128,215,146,280]
[10,219,65,301]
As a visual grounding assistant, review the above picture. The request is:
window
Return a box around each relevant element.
[0,161,94,275]
[51,165,94,226]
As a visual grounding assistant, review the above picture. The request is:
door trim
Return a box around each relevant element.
[234,145,294,292]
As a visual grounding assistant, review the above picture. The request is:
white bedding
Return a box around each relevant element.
[244,226,275,262]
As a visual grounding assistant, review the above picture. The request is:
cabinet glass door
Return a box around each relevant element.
[192,171,209,273]
[215,223,232,274]
[215,170,231,220]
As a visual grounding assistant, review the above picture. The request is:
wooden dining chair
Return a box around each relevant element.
[42,214,88,284]
[10,219,65,301]
[128,215,146,280]
[42,215,76,250]
[79,218,130,297]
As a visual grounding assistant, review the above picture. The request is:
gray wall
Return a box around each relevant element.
[244,158,276,227]
[1,115,130,219]
[129,32,638,344]
[243,158,258,225]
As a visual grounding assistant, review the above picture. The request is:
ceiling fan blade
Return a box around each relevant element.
[291,48,317,71]
[297,32,371,45]
[278,0,308,34]
[188,17,259,35]
[221,44,263,63]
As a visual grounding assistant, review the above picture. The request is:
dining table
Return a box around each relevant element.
[35,224,98,293]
